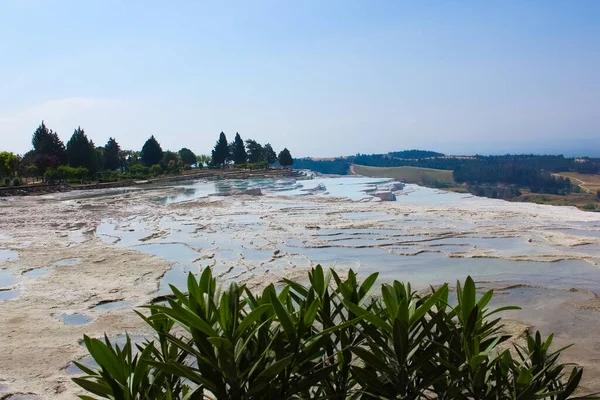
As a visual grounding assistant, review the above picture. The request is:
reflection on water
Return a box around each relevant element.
[0,289,20,301]
[58,313,92,326]
[133,243,200,265]
[0,249,19,263]
[0,269,19,288]
[159,264,201,294]
[150,176,480,205]
[54,258,81,267]
[94,176,600,327]
[158,177,406,203]
[23,268,51,279]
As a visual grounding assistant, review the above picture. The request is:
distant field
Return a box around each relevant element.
[554,172,600,192]
[518,190,599,211]
[351,164,455,186]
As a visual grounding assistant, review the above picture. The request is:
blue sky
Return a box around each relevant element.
[1,0,599,157]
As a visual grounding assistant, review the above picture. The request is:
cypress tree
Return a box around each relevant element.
[104,138,121,171]
[211,132,230,168]
[66,127,96,173]
[278,148,293,167]
[141,135,164,166]
[264,143,277,166]
[232,133,247,165]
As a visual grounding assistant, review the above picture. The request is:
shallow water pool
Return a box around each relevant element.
[0,249,19,263]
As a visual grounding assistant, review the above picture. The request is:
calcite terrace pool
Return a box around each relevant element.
[1,176,600,398]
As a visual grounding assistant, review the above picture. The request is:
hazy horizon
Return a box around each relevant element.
[1,1,599,158]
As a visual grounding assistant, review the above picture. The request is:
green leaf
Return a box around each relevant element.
[73,361,98,376]
[392,318,408,364]
[199,267,213,295]
[247,355,294,395]
[72,377,113,397]
[469,354,487,371]
[409,284,447,327]
[484,305,522,317]
[358,272,379,299]
[84,336,125,383]
[461,276,476,324]
[343,300,391,332]
[381,284,399,319]
[132,343,154,391]
[219,290,231,334]
[207,337,235,353]
[159,302,219,337]
[281,279,308,298]
[477,289,494,311]
[350,347,391,375]
[235,304,270,338]
[312,264,325,297]
[303,299,320,327]
[257,354,294,380]
[147,360,220,394]
[270,290,296,341]
[517,368,533,386]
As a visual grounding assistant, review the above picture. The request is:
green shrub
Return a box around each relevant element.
[582,203,597,211]
[44,168,59,183]
[73,267,590,399]
[3,177,10,186]
[150,164,162,176]
[129,164,149,176]
[12,178,20,186]
[235,161,269,170]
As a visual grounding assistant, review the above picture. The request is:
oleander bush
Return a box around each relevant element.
[73,266,595,399]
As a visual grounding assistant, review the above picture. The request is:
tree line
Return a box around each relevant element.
[0,122,293,186]
[209,131,293,168]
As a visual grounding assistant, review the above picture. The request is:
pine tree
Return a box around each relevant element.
[264,143,277,166]
[104,138,121,171]
[32,121,51,153]
[245,139,264,164]
[211,132,230,168]
[232,133,247,165]
[278,148,293,167]
[66,127,96,174]
[31,121,66,163]
[141,135,164,166]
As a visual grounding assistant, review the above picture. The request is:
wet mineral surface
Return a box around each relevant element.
[1,177,600,398]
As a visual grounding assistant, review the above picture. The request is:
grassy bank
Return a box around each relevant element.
[351,164,455,187]
[516,189,600,210]
[554,172,600,193]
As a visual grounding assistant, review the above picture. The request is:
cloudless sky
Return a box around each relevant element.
[1,0,599,157]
